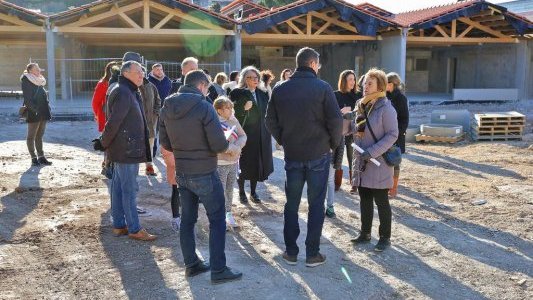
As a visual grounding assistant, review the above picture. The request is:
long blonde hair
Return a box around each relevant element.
[386,72,405,92]
[238,66,260,89]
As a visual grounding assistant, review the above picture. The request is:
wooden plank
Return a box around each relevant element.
[451,20,457,38]
[419,29,424,37]
[153,13,174,30]
[143,0,150,29]
[243,33,376,42]
[307,14,311,35]
[67,1,143,27]
[314,21,331,35]
[118,11,141,28]
[415,134,464,143]
[472,134,522,141]
[0,25,44,32]
[0,13,37,27]
[458,25,474,38]
[149,1,225,31]
[57,27,233,35]
[474,15,505,22]
[309,11,358,34]
[407,36,518,44]
[458,17,507,38]
[286,20,304,35]
[434,24,449,37]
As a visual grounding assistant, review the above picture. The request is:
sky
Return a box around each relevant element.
[347,0,513,13]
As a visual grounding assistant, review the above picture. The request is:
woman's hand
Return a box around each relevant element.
[340,107,352,114]
[244,101,253,111]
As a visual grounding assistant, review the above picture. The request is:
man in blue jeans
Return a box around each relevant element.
[159,70,243,284]
[266,47,343,267]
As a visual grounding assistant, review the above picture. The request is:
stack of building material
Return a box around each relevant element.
[471,111,525,141]
[415,124,464,143]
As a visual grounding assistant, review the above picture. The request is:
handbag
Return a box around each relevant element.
[18,105,28,119]
[365,110,402,167]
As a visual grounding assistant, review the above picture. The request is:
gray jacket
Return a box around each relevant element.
[352,97,398,189]
[139,78,161,138]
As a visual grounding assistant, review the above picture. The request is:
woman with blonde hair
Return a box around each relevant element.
[386,72,409,198]
[229,66,273,204]
[341,68,398,252]
[21,62,52,166]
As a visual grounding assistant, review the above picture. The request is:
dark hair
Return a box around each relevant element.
[101,61,118,82]
[296,47,319,68]
[260,70,275,84]
[229,71,239,82]
[184,70,209,87]
[280,68,291,81]
[338,70,357,93]
[121,60,142,73]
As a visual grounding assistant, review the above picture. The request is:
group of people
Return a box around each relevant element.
[20,46,409,285]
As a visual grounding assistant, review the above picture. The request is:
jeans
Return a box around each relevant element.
[358,187,391,239]
[284,152,330,258]
[111,163,141,233]
[27,120,47,158]
[176,171,227,273]
[326,165,335,207]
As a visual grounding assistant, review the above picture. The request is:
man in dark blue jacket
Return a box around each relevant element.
[100,60,156,242]
[266,47,342,268]
[159,70,243,284]
[148,63,172,102]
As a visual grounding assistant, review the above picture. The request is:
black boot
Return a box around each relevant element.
[185,261,210,277]
[37,157,52,166]
[31,158,39,166]
[351,233,371,244]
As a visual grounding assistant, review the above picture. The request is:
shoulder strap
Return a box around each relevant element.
[364,109,379,144]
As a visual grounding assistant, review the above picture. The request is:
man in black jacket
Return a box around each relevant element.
[266,47,342,267]
[100,60,156,242]
[159,70,242,284]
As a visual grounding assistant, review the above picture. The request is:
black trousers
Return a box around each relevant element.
[345,135,354,174]
[358,187,391,239]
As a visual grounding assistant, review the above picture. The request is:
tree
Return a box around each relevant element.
[258,0,292,8]
[209,2,221,13]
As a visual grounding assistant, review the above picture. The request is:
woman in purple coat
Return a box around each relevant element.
[341,68,398,252]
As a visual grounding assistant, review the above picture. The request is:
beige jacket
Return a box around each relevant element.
[217,114,247,165]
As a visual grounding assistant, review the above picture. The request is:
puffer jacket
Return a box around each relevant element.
[352,97,398,189]
[217,114,247,165]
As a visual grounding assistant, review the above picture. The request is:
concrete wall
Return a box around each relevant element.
[529,41,533,99]
[0,45,46,91]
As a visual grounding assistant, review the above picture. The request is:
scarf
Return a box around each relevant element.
[23,71,46,86]
[354,91,386,137]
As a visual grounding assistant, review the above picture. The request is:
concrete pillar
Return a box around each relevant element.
[379,28,407,82]
[45,19,56,106]
[516,40,530,100]
[59,47,67,100]
[234,25,242,71]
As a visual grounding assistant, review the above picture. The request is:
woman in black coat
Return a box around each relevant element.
[386,72,409,198]
[21,63,52,166]
[229,66,274,204]
[334,70,362,193]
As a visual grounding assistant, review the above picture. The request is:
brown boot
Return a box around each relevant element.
[389,176,399,198]
[334,169,343,191]
[112,227,128,237]
[129,228,157,241]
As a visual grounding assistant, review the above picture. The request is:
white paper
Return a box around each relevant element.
[351,143,380,166]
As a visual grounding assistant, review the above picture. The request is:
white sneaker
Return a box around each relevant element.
[226,212,238,228]
[171,217,180,232]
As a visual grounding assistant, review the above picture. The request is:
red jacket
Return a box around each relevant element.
[92,80,109,132]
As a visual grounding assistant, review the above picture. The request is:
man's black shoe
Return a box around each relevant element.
[185,261,210,278]
[31,158,40,166]
[374,238,391,252]
[37,157,52,166]
[211,267,242,284]
[239,192,248,204]
[250,193,261,203]
[350,233,371,244]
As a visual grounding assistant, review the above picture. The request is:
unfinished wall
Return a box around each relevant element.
[0,45,46,91]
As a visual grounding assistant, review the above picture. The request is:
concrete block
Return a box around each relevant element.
[405,125,420,143]
[430,109,471,132]
[420,124,463,137]
[452,89,519,101]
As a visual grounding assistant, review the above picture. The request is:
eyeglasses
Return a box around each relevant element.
[246,76,259,81]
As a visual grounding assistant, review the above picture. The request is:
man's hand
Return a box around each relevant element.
[92,138,105,152]
[340,107,352,114]
[244,101,253,111]
[360,150,371,161]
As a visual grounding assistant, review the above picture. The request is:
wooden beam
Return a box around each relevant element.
[286,20,304,35]
[149,1,225,31]
[243,33,376,42]
[484,20,510,27]
[153,13,174,29]
[434,24,449,37]
[271,26,282,34]
[451,20,457,38]
[309,11,358,34]
[0,40,46,46]
[0,25,44,32]
[458,17,507,38]
[57,26,234,35]
[407,36,518,44]
[68,1,144,27]
[458,25,474,38]
[143,0,150,29]
[307,14,311,35]
[314,21,331,35]
[419,29,424,37]
[475,15,505,23]
[0,13,37,27]
[118,11,141,28]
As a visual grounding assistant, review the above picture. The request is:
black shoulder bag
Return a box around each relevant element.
[364,110,402,167]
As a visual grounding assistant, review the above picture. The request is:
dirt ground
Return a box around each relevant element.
[0,102,532,300]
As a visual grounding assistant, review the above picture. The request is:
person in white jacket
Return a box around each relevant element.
[214,96,247,228]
